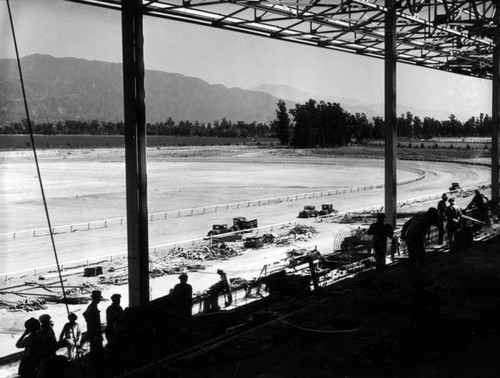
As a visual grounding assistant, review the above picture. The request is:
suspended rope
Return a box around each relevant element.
[6,0,72,315]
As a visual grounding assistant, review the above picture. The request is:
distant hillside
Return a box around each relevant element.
[252,83,471,121]
[0,54,283,125]
[251,83,381,118]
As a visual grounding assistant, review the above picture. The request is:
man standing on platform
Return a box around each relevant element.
[367,213,394,271]
[437,193,448,245]
[106,294,123,344]
[83,290,104,366]
[172,273,193,318]
[445,198,462,251]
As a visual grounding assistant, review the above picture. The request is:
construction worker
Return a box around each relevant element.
[445,198,462,251]
[367,213,394,271]
[171,273,193,317]
[59,312,82,360]
[401,207,440,273]
[203,270,232,312]
[106,294,123,343]
[39,314,57,345]
[437,193,448,244]
[83,290,104,366]
[16,317,51,376]
[465,189,490,225]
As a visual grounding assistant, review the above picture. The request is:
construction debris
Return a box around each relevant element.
[167,243,242,261]
[4,298,47,312]
[261,233,276,243]
[289,224,317,235]
[65,283,100,298]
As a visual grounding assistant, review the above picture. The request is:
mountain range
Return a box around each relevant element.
[0,54,284,125]
[0,54,465,126]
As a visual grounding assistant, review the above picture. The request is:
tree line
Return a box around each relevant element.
[271,99,493,147]
[0,117,272,138]
[0,100,493,145]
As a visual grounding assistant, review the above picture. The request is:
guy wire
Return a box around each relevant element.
[7,0,72,315]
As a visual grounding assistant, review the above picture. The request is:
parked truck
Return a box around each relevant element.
[244,237,263,249]
[207,224,243,242]
[318,204,337,216]
[232,217,258,231]
[207,217,258,238]
[298,205,319,218]
[207,224,232,237]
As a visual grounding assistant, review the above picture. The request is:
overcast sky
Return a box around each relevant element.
[0,0,492,120]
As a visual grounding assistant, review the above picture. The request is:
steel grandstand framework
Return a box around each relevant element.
[70,0,500,79]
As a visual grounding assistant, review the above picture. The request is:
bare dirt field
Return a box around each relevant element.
[0,145,492,362]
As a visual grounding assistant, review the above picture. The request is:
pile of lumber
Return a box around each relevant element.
[171,243,242,261]
[289,224,317,235]
[64,283,100,301]
[3,298,47,312]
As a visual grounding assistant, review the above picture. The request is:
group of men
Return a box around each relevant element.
[81,290,125,367]
[368,191,471,274]
[16,290,124,376]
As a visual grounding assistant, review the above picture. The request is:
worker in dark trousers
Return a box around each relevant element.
[401,207,439,273]
[445,197,462,251]
[106,294,123,344]
[16,318,51,377]
[367,213,394,271]
[172,273,193,318]
[83,290,104,368]
[437,193,448,244]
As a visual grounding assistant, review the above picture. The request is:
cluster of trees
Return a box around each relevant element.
[147,117,271,138]
[271,99,493,148]
[395,112,492,140]
[0,118,273,138]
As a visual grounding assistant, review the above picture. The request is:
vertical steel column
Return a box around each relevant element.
[492,32,500,201]
[384,0,397,226]
[122,0,149,306]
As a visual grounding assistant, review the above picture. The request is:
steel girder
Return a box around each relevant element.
[67,0,499,79]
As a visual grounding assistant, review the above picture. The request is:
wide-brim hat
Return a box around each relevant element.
[441,193,448,198]
[448,198,455,203]
[91,290,102,299]
[111,293,121,300]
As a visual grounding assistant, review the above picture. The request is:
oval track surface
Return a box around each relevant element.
[0,149,490,274]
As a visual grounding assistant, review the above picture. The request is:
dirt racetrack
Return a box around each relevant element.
[0,146,490,274]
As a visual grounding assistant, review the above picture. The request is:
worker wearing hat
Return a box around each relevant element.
[39,313,57,346]
[16,318,51,376]
[172,273,193,317]
[445,197,462,251]
[367,213,394,271]
[106,293,123,343]
[83,289,104,364]
[437,193,449,244]
[401,207,440,272]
